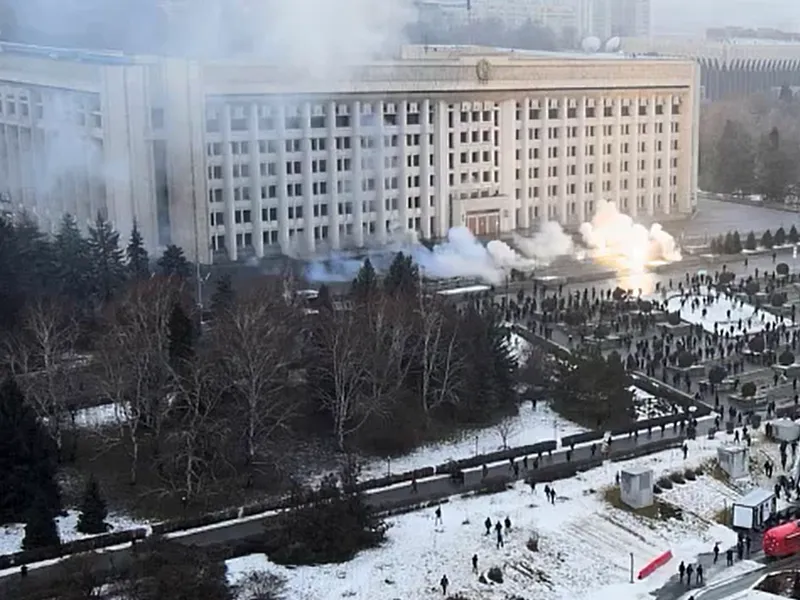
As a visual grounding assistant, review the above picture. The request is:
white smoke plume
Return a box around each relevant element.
[512,222,574,265]
[305,226,534,285]
[579,200,681,267]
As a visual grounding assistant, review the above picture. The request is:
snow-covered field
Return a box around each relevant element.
[359,401,585,481]
[226,434,750,600]
[663,287,792,335]
[0,510,149,556]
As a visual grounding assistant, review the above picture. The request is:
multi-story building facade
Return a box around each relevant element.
[622,36,800,101]
[0,42,698,264]
[578,0,651,40]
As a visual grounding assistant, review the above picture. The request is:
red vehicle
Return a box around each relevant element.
[763,520,800,558]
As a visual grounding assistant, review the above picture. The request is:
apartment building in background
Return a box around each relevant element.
[621,36,800,101]
[0,42,697,264]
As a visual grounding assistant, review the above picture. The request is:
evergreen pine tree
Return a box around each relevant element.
[732,231,743,253]
[210,275,235,315]
[168,302,195,370]
[761,229,775,249]
[789,225,800,244]
[88,213,126,303]
[126,220,150,280]
[76,475,108,534]
[53,214,91,302]
[351,258,378,301]
[775,227,787,246]
[22,495,60,551]
[383,252,419,297]
[0,377,61,524]
[158,244,192,279]
[745,231,758,251]
[723,232,734,254]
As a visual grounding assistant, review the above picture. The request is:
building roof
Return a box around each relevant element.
[736,488,775,508]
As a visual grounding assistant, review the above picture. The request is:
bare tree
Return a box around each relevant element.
[95,279,178,485]
[5,297,80,453]
[311,309,372,451]
[359,298,415,415]
[417,299,463,417]
[167,348,229,500]
[495,418,519,450]
[214,282,301,469]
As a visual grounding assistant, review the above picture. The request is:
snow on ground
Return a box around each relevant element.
[0,510,149,556]
[227,433,751,600]
[664,287,792,335]
[506,331,530,364]
[630,386,674,422]
[659,474,741,520]
[358,401,585,481]
[70,403,125,429]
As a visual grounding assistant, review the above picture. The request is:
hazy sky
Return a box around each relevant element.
[652,0,800,35]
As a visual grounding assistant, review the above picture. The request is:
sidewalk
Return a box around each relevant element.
[651,547,763,600]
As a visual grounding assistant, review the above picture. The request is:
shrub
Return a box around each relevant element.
[748,336,766,354]
[780,350,796,366]
[541,297,557,312]
[487,566,504,584]
[667,312,682,326]
[745,280,760,295]
[612,287,627,301]
[594,325,610,339]
[669,471,685,484]
[789,225,799,244]
[476,476,512,496]
[771,292,787,308]
[656,476,673,490]
[762,230,774,249]
[708,365,727,385]
[684,468,697,481]
[718,271,735,285]
[775,227,787,246]
[638,300,653,313]
[265,462,387,565]
[653,485,662,494]
[741,381,757,398]
[526,534,540,552]
[776,262,790,276]
[694,466,704,476]
[745,231,757,251]
[677,351,695,369]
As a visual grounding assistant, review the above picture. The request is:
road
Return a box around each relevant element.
[678,197,797,241]
[663,554,800,600]
[1,413,716,599]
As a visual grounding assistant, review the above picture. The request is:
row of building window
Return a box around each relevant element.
[210,192,682,252]
[205,98,683,136]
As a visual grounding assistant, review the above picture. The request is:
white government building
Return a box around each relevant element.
[0,42,698,264]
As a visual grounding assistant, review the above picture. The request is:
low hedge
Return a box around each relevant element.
[433,440,558,475]
[0,527,148,570]
[562,430,605,447]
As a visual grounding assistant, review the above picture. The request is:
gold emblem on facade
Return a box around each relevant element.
[476,59,491,82]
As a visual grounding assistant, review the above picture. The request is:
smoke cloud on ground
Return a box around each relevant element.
[305,204,681,285]
[579,200,682,267]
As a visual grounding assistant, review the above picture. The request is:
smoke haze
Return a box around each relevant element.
[579,201,681,265]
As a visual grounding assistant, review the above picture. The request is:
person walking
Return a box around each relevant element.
[682,443,688,460]
[472,554,478,573]
[686,564,694,587]
[726,547,734,566]
[484,517,492,535]
[713,542,719,564]
[504,516,512,531]
[440,575,449,595]
[496,528,504,549]
[696,564,703,585]
[435,506,442,526]
[678,561,686,584]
